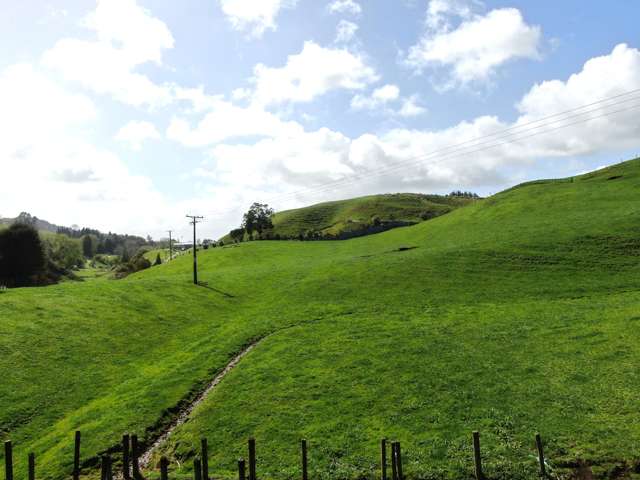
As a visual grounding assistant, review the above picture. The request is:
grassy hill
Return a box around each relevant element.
[1,159,640,480]
[222,193,476,241]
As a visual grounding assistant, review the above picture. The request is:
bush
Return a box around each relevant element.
[154,253,162,265]
[0,223,47,287]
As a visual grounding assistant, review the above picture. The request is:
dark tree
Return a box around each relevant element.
[154,253,162,266]
[242,203,274,239]
[0,223,47,287]
[121,248,130,263]
[82,235,94,258]
[230,228,245,243]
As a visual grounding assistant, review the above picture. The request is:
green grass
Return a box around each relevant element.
[222,193,474,241]
[2,160,640,479]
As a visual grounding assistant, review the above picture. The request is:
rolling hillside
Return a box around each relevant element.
[1,159,640,480]
[223,193,476,241]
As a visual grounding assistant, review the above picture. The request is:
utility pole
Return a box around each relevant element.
[186,215,204,285]
[167,230,173,261]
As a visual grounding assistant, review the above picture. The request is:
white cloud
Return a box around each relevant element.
[0,63,171,237]
[335,19,359,43]
[43,0,174,107]
[251,41,379,106]
[174,43,640,217]
[327,0,362,16]
[407,4,541,89]
[218,0,298,38]
[351,84,400,110]
[399,96,428,117]
[350,85,426,117]
[115,121,161,150]
[166,98,303,147]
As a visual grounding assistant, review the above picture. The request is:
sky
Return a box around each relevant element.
[1,0,640,240]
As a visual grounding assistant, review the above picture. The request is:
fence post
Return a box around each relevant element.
[122,434,131,480]
[238,459,246,480]
[101,455,113,480]
[5,440,13,480]
[535,433,546,477]
[73,431,81,480]
[160,457,169,480]
[131,434,140,479]
[28,453,35,480]
[472,431,483,480]
[395,442,403,480]
[301,439,308,480]
[194,458,202,480]
[201,439,209,480]
[381,439,387,480]
[248,438,256,480]
[390,442,398,480]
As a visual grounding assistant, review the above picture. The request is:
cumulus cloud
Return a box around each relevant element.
[327,0,362,16]
[218,0,298,38]
[166,98,303,146]
[398,96,428,117]
[0,63,171,237]
[406,2,541,90]
[172,43,640,215]
[335,19,359,43]
[250,41,379,106]
[351,85,426,117]
[115,121,161,150]
[351,84,400,110]
[42,0,174,107]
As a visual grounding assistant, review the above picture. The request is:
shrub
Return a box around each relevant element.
[0,223,47,287]
[154,253,162,266]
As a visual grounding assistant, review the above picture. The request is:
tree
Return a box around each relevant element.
[230,228,245,243]
[0,223,46,287]
[154,253,162,266]
[242,203,274,239]
[82,235,94,258]
[121,248,130,263]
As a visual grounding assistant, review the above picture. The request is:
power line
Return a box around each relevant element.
[203,88,640,224]
[263,92,640,204]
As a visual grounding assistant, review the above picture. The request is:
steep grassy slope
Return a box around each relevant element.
[223,193,474,241]
[1,160,640,480]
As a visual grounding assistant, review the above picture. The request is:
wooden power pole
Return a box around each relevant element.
[167,230,173,261]
[186,215,204,285]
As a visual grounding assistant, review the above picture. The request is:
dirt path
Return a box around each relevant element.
[138,338,265,469]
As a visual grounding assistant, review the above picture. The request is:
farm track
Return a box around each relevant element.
[138,337,265,470]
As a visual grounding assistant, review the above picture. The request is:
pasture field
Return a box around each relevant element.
[1,159,640,479]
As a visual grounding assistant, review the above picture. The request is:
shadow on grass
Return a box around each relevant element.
[196,281,236,298]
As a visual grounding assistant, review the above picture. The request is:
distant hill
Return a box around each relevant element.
[0,212,61,233]
[223,192,478,242]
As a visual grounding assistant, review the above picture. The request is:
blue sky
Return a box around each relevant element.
[1,1,640,239]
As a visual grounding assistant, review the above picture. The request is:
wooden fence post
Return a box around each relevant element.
[472,431,483,480]
[194,458,202,480]
[73,431,81,480]
[101,455,112,480]
[160,457,169,480]
[395,442,403,480]
[238,459,246,480]
[131,434,140,479]
[5,440,13,480]
[301,439,308,480]
[390,442,398,480]
[380,439,387,480]
[122,435,131,480]
[28,453,35,480]
[248,438,256,480]
[201,438,209,480]
[535,433,546,477]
